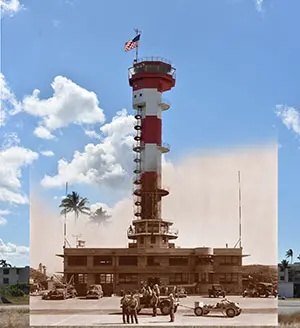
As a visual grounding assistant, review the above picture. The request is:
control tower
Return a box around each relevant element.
[127,57,178,248]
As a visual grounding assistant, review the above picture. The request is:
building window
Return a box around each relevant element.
[169,257,189,266]
[3,278,9,284]
[93,256,112,266]
[140,237,144,244]
[119,256,137,266]
[151,236,156,244]
[198,272,208,283]
[219,273,238,283]
[78,274,88,284]
[196,257,213,265]
[68,256,87,266]
[3,269,9,275]
[119,274,138,284]
[147,257,160,266]
[219,256,240,265]
[280,276,284,281]
[95,274,114,284]
[16,269,20,274]
[169,273,189,284]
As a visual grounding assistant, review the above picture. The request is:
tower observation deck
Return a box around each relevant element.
[127,57,178,248]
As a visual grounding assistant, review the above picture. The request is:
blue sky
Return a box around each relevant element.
[0,0,299,267]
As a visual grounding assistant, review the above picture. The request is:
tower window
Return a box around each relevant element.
[139,93,142,97]
[151,236,156,244]
[134,95,137,98]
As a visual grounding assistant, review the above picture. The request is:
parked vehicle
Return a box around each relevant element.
[243,282,277,298]
[194,298,242,318]
[136,294,179,315]
[41,285,76,300]
[86,284,103,299]
[208,284,226,298]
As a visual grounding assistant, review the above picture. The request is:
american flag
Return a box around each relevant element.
[124,34,140,52]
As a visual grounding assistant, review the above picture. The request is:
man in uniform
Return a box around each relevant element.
[168,293,175,322]
[151,290,159,317]
[120,290,130,324]
[129,292,139,324]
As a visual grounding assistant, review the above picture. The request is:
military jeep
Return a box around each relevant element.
[208,284,226,298]
[137,295,179,315]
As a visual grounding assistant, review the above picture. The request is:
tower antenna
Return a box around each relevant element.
[234,170,242,248]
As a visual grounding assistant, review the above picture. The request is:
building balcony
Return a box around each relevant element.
[133,186,170,197]
[127,227,178,240]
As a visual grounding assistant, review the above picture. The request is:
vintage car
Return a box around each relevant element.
[42,286,76,300]
[208,284,226,298]
[42,288,68,300]
[86,284,104,299]
[194,298,242,318]
[136,294,179,315]
[243,282,277,298]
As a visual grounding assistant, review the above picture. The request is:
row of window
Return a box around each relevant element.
[1,268,21,275]
[67,256,241,267]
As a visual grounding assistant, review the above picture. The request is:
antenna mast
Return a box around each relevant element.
[234,170,242,248]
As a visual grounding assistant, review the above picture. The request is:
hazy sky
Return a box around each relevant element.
[31,144,277,274]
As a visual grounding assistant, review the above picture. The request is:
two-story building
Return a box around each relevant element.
[0,266,30,286]
[278,262,300,298]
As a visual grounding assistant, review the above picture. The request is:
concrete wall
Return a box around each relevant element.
[278,282,294,298]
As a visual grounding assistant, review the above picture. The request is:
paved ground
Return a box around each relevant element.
[278,299,300,315]
[30,295,278,326]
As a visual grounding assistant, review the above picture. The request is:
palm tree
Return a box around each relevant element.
[297,254,300,262]
[89,207,112,226]
[280,259,289,271]
[59,191,90,220]
[286,249,294,264]
[0,260,11,268]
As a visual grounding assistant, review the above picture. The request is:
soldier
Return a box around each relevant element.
[168,293,175,322]
[153,284,160,297]
[151,290,159,317]
[129,292,139,324]
[120,290,130,324]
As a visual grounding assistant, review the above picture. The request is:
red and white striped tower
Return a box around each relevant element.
[127,57,178,249]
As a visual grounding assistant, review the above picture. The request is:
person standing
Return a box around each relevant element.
[168,293,175,323]
[151,291,159,317]
[120,290,130,324]
[129,292,139,324]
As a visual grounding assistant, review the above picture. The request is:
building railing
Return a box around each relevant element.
[127,227,178,237]
[134,57,172,65]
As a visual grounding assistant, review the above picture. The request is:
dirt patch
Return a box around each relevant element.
[0,310,29,328]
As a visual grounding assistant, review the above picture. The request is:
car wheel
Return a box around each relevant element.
[194,306,203,316]
[226,308,236,318]
[160,304,171,315]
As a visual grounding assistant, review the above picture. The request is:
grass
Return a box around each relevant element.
[279,312,300,327]
[0,294,29,305]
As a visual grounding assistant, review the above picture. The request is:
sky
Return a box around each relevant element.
[0,0,299,269]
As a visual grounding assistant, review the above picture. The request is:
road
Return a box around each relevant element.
[30,295,278,326]
[278,299,300,315]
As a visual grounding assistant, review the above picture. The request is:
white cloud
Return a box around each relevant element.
[0,74,21,126]
[0,146,39,204]
[40,150,55,157]
[84,129,101,140]
[22,76,105,139]
[41,109,134,189]
[0,217,7,225]
[0,0,22,16]
[33,126,55,140]
[0,239,29,264]
[255,0,264,12]
[31,144,277,273]
[276,104,300,136]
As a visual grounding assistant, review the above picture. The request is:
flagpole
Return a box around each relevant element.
[134,28,140,63]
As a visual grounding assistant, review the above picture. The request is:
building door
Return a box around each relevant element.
[147,277,161,287]
[97,274,114,296]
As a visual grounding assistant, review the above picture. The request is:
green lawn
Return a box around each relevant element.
[1,295,29,305]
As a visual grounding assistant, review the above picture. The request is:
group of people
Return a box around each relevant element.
[120,284,176,324]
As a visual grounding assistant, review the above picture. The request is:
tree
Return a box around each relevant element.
[59,191,90,220]
[297,254,300,262]
[0,260,11,268]
[280,259,289,271]
[286,249,294,265]
[89,207,112,226]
